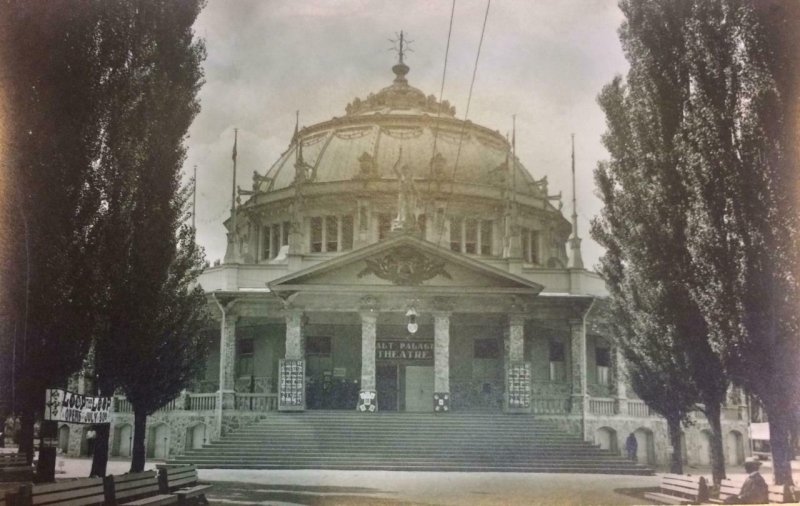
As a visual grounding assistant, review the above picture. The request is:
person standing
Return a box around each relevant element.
[625,432,638,462]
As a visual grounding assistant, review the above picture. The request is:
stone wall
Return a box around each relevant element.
[60,410,265,459]
[584,415,751,468]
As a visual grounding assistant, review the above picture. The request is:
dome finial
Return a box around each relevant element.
[389,30,411,84]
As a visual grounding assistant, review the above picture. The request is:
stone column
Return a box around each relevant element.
[569,318,588,416]
[433,312,451,412]
[505,315,530,413]
[277,310,306,412]
[215,307,237,438]
[614,347,628,415]
[508,315,525,362]
[285,310,304,360]
[218,313,237,406]
[357,311,378,412]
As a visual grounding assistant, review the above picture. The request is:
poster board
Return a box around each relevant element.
[44,388,112,424]
[506,362,532,413]
[278,359,305,411]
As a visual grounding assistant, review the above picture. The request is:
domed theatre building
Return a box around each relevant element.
[102,56,751,470]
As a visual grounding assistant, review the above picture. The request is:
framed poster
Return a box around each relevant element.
[278,359,305,411]
[506,362,532,413]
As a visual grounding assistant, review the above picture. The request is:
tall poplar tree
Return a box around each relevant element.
[0,1,104,462]
[87,0,210,475]
[592,0,730,483]
[678,0,800,485]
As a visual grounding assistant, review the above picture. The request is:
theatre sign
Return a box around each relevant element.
[376,340,433,361]
[44,388,112,424]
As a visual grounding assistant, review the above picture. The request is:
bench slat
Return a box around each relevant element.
[175,484,212,498]
[123,494,177,506]
[643,492,691,505]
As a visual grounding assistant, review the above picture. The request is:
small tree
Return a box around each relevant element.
[589,300,697,473]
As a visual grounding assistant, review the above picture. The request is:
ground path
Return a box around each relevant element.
[13,453,800,505]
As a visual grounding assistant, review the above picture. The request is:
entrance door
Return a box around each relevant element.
[404,366,434,412]
[377,364,399,411]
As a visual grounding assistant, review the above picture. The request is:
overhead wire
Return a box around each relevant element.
[434,0,492,248]
[425,0,456,189]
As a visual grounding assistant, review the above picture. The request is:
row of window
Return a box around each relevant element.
[261,221,290,261]
[260,215,548,260]
[309,215,354,253]
[450,218,493,255]
[521,227,541,265]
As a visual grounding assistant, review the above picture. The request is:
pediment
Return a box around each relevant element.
[268,234,543,296]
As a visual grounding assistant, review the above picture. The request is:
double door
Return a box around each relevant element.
[376,364,434,412]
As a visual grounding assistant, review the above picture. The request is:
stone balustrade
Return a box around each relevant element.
[589,397,616,416]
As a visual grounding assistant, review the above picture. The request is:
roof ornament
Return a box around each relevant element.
[388,30,413,84]
[390,148,419,235]
[568,133,584,269]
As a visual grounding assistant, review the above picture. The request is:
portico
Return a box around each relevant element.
[208,234,595,416]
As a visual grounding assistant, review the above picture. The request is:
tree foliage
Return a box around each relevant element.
[86,0,210,474]
[0,0,105,461]
[592,0,729,481]
[677,0,800,485]
[1,0,210,473]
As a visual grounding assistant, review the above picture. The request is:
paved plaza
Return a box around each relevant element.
[19,454,795,505]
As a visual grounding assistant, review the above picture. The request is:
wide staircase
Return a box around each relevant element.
[168,411,652,474]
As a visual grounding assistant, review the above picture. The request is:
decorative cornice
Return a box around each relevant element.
[358,245,452,286]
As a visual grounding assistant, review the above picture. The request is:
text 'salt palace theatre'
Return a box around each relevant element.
[65,48,751,472]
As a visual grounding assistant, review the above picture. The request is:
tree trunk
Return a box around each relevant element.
[767,407,794,486]
[667,416,684,474]
[89,423,109,477]
[130,410,147,473]
[705,401,727,485]
[18,405,35,465]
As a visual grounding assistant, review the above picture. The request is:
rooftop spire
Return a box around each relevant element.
[389,30,411,84]
[569,133,584,269]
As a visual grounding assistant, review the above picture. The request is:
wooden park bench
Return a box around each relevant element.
[707,476,794,504]
[106,470,177,505]
[157,465,211,505]
[644,474,709,504]
[0,454,33,482]
[15,476,106,505]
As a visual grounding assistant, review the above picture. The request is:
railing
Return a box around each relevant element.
[627,399,654,418]
[532,397,570,415]
[589,397,616,416]
[235,393,278,412]
[188,393,217,411]
[156,398,179,412]
[114,396,133,413]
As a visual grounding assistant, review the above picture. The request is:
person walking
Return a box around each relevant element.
[625,433,638,462]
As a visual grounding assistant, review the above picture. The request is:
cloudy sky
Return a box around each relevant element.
[186,0,629,268]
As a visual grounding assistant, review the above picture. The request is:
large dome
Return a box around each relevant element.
[260,61,541,195]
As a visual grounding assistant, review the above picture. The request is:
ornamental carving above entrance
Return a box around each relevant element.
[357,246,452,286]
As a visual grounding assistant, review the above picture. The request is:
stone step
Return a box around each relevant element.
[167,412,653,476]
